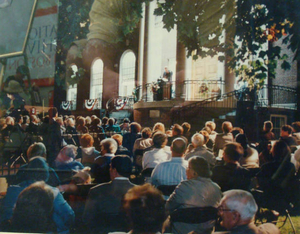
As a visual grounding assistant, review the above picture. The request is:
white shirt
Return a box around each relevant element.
[142,147,171,169]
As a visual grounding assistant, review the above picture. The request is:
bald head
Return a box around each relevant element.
[171,138,187,156]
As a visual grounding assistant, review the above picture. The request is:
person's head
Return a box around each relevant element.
[16,65,30,79]
[5,116,14,126]
[22,115,30,124]
[141,127,152,139]
[205,121,216,131]
[219,190,258,231]
[30,114,38,123]
[235,134,248,150]
[123,184,166,233]
[112,134,123,146]
[66,117,75,127]
[271,140,291,161]
[56,145,77,162]
[191,133,205,148]
[172,124,184,136]
[80,133,94,148]
[56,117,64,127]
[72,168,91,184]
[108,117,115,126]
[100,138,118,155]
[123,118,130,124]
[102,117,108,125]
[48,107,58,119]
[292,122,300,133]
[91,117,101,126]
[223,142,244,162]
[164,66,169,72]
[222,121,233,134]
[281,125,293,137]
[186,156,212,180]
[231,127,244,139]
[85,116,91,125]
[181,122,191,134]
[153,122,165,133]
[110,155,132,179]
[12,181,54,233]
[171,138,187,156]
[130,122,142,133]
[263,121,273,132]
[27,142,47,160]
[201,126,212,135]
[26,157,50,182]
[77,116,86,126]
[199,130,210,145]
[152,131,168,148]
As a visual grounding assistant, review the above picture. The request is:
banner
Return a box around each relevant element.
[85,99,101,111]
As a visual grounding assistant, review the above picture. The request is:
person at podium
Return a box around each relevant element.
[161,66,172,100]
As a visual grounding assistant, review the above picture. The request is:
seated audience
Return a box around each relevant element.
[153,122,165,133]
[54,145,84,171]
[292,121,300,140]
[167,124,188,146]
[142,131,171,170]
[279,125,298,149]
[185,133,215,168]
[116,184,166,234]
[151,138,188,188]
[166,157,222,234]
[76,116,89,134]
[65,117,80,146]
[14,142,61,187]
[120,118,130,134]
[76,133,100,166]
[10,181,56,233]
[112,134,132,158]
[93,138,118,183]
[212,142,251,192]
[181,122,192,143]
[123,122,142,155]
[83,155,135,233]
[235,133,259,169]
[255,140,296,205]
[105,117,121,136]
[213,121,233,157]
[0,157,74,233]
[219,189,280,233]
[205,121,217,142]
[133,127,153,168]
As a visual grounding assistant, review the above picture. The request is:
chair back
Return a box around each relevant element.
[170,206,218,224]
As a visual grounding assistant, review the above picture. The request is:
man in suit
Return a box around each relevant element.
[83,155,135,233]
[213,121,233,157]
[185,133,216,168]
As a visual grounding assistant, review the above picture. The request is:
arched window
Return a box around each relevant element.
[119,50,136,96]
[90,58,104,106]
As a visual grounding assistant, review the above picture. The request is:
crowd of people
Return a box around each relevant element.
[0,107,300,233]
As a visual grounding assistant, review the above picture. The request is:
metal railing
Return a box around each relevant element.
[182,79,225,101]
[257,85,297,110]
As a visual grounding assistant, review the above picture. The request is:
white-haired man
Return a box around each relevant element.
[219,189,280,233]
[185,133,215,168]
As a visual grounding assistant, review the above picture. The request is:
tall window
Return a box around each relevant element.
[90,58,104,103]
[119,50,136,96]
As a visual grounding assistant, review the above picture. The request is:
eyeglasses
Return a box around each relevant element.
[218,206,236,214]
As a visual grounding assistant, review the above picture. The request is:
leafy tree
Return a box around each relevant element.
[154,0,300,87]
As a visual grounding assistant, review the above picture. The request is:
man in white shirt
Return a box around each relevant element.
[142,131,171,169]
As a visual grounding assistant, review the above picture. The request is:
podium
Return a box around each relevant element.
[162,82,171,100]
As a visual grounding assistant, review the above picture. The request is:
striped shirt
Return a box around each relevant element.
[151,157,188,187]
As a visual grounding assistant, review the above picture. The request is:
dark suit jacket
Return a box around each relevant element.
[83,178,135,232]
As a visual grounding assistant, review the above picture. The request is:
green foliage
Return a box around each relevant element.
[154,0,300,87]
